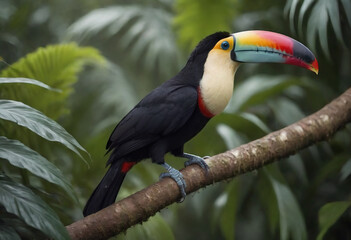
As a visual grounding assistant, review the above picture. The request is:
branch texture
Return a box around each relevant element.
[67,88,351,240]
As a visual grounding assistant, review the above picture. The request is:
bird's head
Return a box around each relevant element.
[192,30,319,117]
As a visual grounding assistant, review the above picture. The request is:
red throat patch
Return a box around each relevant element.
[121,162,137,173]
[197,87,215,118]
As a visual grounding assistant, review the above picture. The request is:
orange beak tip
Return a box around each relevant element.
[311,59,319,75]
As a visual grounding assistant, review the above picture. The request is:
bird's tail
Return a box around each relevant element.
[83,160,132,216]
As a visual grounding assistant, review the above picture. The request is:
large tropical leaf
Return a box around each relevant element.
[211,112,269,144]
[285,0,347,57]
[216,180,240,240]
[258,171,280,235]
[0,210,49,239]
[0,100,87,161]
[0,136,75,201]
[295,0,314,34]
[0,175,70,240]
[265,167,307,240]
[66,5,181,78]
[225,75,302,113]
[269,97,305,126]
[216,123,246,149]
[0,77,60,92]
[284,0,300,35]
[0,43,104,120]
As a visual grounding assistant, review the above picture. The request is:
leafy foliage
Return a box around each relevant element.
[215,180,240,240]
[340,159,351,182]
[0,136,75,201]
[225,75,304,113]
[0,48,96,237]
[0,77,60,92]
[66,4,182,82]
[67,61,138,140]
[285,0,350,58]
[266,167,307,240]
[0,43,104,119]
[1,0,350,239]
[0,175,70,240]
[174,0,237,51]
[317,201,351,240]
[0,100,87,160]
[116,213,175,240]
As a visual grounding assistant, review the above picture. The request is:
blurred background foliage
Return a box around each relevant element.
[0,0,351,239]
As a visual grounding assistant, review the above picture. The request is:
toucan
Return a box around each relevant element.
[83,30,318,216]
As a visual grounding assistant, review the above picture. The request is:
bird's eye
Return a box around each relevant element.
[221,41,230,50]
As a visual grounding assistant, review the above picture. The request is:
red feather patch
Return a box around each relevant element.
[121,162,137,173]
[197,87,215,118]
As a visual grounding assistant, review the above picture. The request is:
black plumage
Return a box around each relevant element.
[84,29,320,217]
[83,32,230,216]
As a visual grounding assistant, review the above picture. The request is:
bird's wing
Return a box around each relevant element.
[106,84,197,160]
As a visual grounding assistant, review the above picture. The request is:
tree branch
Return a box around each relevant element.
[67,87,351,240]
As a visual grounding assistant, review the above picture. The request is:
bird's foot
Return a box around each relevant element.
[183,153,210,173]
[159,163,187,202]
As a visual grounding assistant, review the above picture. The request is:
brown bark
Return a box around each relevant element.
[66,88,351,240]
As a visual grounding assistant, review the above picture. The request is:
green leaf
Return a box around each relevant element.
[285,155,308,185]
[216,124,245,149]
[118,213,174,240]
[311,155,348,190]
[0,43,105,120]
[0,175,70,240]
[340,159,351,182]
[0,100,88,162]
[226,75,301,113]
[0,136,76,201]
[340,0,351,26]
[0,77,60,92]
[66,6,181,78]
[305,0,345,58]
[219,179,240,240]
[240,112,271,134]
[0,224,21,240]
[211,113,269,140]
[174,0,236,51]
[69,62,138,138]
[325,0,343,44]
[306,0,328,56]
[288,0,346,57]
[269,97,305,126]
[0,211,48,240]
[317,201,351,240]
[298,0,315,37]
[265,168,307,240]
[258,171,279,234]
[284,0,299,35]
[66,6,141,41]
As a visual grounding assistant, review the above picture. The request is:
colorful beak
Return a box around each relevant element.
[231,30,319,74]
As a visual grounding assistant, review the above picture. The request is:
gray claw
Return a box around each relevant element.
[183,153,210,172]
[160,163,187,201]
